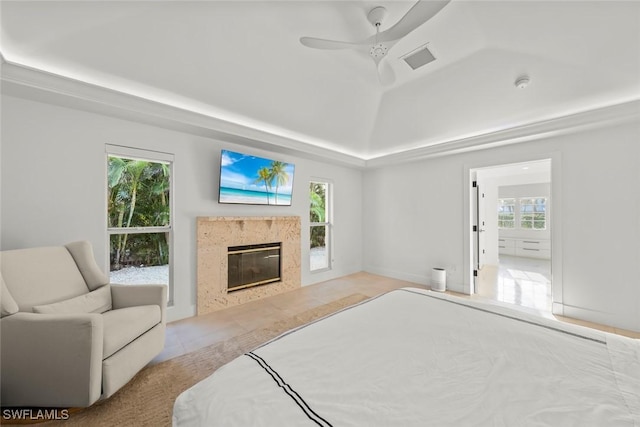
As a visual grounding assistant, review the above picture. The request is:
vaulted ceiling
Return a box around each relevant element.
[1,1,639,164]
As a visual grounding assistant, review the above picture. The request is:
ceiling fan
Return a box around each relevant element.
[300,0,451,85]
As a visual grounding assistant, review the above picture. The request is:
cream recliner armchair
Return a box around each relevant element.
[0,241,166,407]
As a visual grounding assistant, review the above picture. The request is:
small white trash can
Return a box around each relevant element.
[431,268,446,292]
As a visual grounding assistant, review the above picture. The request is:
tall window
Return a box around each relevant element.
[519,197,547,230]
[310,181,331,272]
[107,146,173,302]
[498,198,516,229]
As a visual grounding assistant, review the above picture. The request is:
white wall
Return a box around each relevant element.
[0,95,363,321]
[363,120,640,331]
[3,93,639,332]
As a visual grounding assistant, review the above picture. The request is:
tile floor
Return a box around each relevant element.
[473,257,638,338]
[476,255,552,312]
[154,271,639,365]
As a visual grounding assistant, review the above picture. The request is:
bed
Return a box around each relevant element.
[173,288,640,426]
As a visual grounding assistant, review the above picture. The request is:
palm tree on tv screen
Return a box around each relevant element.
[255,167,272,204]
[269,161,289,205]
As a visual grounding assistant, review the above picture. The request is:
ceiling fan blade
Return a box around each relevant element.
[300,37,361,50]
[379,0,451,43]
[377,58,396,86]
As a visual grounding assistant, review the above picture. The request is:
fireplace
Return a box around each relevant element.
[197,216,300,315]
[228,242,281,292]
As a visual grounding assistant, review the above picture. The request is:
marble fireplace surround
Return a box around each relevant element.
[197,216,301,315]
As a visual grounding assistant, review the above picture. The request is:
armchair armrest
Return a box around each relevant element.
[0,312,103,407]
[110,284,167,325]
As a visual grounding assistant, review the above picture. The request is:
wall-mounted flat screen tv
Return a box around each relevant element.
[219,149,295,206]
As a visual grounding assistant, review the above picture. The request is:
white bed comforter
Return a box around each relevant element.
[173,288,640,426]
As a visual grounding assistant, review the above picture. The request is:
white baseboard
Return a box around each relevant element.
[552,302,564,316]
[167,304,196,323]
[560,303,639,332]
[364,266,427,286]
[363,266,466,294]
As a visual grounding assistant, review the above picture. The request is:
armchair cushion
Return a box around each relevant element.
[33,285,112,315]
[65,241,109,291]
[102,305,161,359]
[0,247,89,312]
[1,274,19,318]
[111,284,167,325]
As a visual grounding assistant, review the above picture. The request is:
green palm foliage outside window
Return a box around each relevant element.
[310,181,330,271]
[310,182,326,248]
[108,156,170,270]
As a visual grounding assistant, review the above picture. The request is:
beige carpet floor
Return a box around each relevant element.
[37,293,369,426]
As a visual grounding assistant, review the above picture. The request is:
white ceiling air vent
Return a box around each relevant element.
[401,44,436,70]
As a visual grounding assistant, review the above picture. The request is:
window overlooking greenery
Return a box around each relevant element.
[519,197,547,230]
[498,198,515,229]
[310,181,330,272]
[107,150,172,298]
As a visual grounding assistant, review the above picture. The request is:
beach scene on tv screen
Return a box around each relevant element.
[219,150,295,205]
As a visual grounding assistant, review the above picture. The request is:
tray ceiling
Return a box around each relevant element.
[1,1,639,162]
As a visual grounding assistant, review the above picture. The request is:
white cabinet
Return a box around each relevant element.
[516,239,550,259]
[498,238,515,256]
[499,238,550,259]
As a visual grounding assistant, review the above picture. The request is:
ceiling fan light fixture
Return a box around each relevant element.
[370,43,388,59]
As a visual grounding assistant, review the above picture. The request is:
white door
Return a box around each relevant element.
[472,179,487,294]
[477,182,486,270]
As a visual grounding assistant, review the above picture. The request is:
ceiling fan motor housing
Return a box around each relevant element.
[370,43,388,59]
[367,6,387,27]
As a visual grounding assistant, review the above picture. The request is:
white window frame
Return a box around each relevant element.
[497,198,516,229]
[309,179,332,272]
[519,197,547,230]
[106,144,175,305]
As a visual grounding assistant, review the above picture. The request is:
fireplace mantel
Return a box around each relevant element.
[197,216,301,315]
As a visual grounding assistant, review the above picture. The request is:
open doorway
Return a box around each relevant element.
[472,159,552,312]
